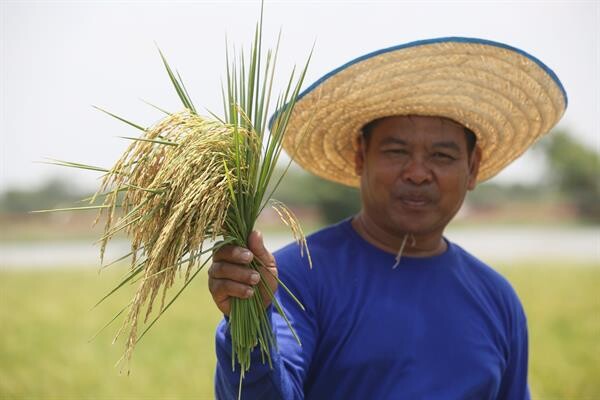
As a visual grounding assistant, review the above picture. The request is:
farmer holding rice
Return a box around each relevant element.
[209,37,567,399]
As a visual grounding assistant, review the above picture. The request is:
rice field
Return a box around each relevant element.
[1,262,599,399]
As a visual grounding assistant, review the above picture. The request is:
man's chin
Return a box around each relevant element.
[387,215,438,237]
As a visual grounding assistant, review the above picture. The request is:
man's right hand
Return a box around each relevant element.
[208,230,278,316]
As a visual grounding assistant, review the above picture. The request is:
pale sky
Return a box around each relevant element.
[1,0,598,191]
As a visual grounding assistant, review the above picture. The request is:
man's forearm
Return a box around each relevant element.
[214,305,306,400]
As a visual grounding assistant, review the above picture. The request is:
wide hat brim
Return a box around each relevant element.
[274,37,568,186]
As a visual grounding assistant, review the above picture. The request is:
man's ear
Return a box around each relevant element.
[467,146,482,190]
[354,137,365,176]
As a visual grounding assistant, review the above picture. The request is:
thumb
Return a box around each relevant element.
[248,230,275,268]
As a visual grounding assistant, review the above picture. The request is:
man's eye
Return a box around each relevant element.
[433,152,455,160]
[383,148,408,154]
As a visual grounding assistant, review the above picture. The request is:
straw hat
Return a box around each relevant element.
[276,37,568,186]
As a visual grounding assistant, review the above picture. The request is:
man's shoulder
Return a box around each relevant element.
[450,242,498,276]
[450,241,524,312]
[271,219,353,296]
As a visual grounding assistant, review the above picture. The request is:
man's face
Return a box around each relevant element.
[355,115,481,238]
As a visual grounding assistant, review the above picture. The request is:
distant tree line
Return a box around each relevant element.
[541,130,599,222]
[0,178,84,213]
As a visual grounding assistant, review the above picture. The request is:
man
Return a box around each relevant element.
[209,37,567,399]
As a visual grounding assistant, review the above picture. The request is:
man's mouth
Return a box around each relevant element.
[395,193,435,209]
[401,198,428,207]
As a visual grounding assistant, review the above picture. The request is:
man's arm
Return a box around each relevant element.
[497,305,530,400]
[210,231,317,399]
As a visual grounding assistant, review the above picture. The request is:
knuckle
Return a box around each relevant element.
[225,280,252,298]
[207,261,222,277]
[208,277,222,291]
[213,244,234,261]
[215,245,252,264]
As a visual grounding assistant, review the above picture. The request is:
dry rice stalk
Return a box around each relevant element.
[392,233,417,269]
[270,199,312,268]
[93,110,256,365]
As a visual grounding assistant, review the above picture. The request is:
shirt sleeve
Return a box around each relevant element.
[497,303,531,400]
[214,250,317,400]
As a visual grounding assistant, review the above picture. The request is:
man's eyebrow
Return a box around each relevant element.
[379,138,408,146]
[432,141,462,152]
[379,138,463,152]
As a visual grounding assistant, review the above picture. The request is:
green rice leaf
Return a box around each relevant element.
[100,250,137,270]
[31,205,113,213]
[134,243,222,344]
[92,261,147,309]
[92,105,146,132]
[157,45,197,113]
[88,301,133,342]
[118,136,178,147]
[139,99,171,115]
[38,158,110,173]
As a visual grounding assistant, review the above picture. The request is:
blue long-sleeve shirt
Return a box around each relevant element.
[215,219,530,399]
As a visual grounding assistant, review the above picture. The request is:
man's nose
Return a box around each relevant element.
[401,157,433,185]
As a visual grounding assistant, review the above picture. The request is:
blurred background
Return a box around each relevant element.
[1,1,598,399]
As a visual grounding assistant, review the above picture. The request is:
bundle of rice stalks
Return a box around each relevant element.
[37,5,312,388]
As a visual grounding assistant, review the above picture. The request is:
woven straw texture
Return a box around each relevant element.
[281,39,567,186]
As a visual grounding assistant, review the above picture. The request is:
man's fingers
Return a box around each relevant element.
[212,231,274,268]
[209,278,256,300]
[208,262,261,286]
[209,276,258,316]
[209,231,277,316]
[213,244,253,264]
[248,231,276,268]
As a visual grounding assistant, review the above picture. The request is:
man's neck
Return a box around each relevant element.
[351,212,447,258]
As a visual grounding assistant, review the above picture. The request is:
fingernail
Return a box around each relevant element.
[250,273,260,284]
[245,288,254,298]
[240,250,252,262]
